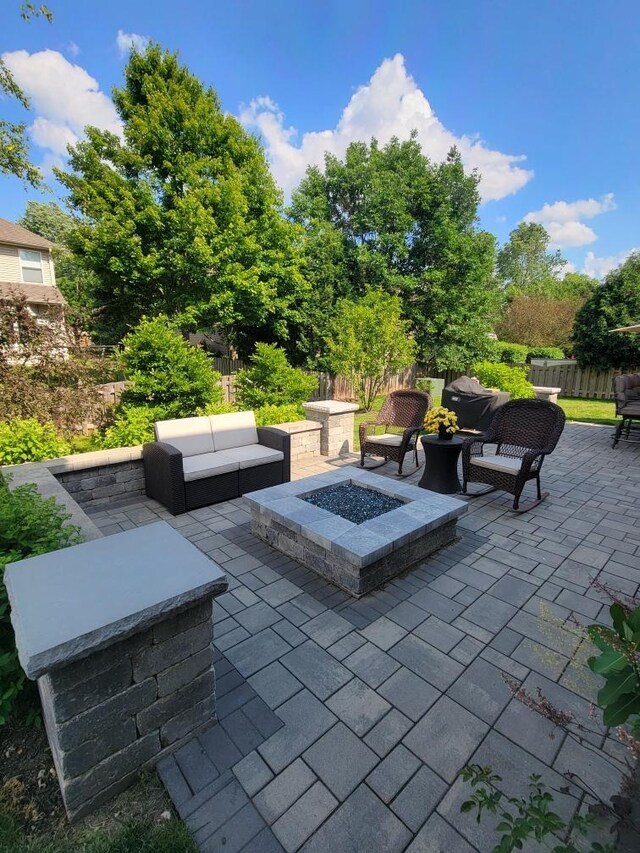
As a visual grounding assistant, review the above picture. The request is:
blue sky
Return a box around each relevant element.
[1,0,638,277]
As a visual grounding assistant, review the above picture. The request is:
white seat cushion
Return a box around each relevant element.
[182,452,239,482]
[470,454,524,475]
[366,432,403,446]
[210,411,258,451]
[221,445,284,469]
[155,416,214,457]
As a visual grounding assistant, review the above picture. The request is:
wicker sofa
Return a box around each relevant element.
[612,372,640,447]
[142,411,290,515]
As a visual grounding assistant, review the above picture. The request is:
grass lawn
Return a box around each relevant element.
[558,396,617,426]
[353,393,616,449]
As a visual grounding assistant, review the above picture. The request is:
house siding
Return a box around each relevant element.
[0,243,55,289]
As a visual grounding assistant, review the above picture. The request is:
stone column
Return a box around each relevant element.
[5,521,227,820]
[302,400,359,458]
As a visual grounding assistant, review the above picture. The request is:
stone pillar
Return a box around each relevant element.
[302,400,359,458]
[5,521,227,820]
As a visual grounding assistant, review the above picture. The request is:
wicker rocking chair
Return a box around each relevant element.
[461,399,566,512]
[359,390,432,476]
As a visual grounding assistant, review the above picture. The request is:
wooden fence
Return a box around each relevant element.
[314,366,418,402]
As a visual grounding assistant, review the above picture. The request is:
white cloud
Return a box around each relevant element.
[1,49,121,171]
[240,54,533,202]
[524,193,616,248]
[583,248,637,280]
[66,41,80,57]
[116,30,149,57]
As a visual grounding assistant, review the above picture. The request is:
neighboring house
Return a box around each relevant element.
[0,216,68,348]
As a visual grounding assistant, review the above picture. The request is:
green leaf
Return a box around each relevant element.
[602,692,640,726]
[598,669,638,705]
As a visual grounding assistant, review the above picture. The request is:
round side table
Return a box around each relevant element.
[418,435,464,494]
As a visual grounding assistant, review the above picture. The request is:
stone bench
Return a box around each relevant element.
[5,520,227,819]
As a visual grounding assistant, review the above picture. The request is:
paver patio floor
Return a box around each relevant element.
[89,423,640,852]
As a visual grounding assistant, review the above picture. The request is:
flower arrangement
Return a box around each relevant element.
[424,406,459,439]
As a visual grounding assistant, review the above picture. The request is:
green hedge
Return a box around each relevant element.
[0,419,70,465]
[473,361,535,399]
[491,341,566,364]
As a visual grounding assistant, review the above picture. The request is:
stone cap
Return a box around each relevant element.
[5,521,228,680]
[271,420,323,434]
[303,400,359,415]
[532,386,562,394]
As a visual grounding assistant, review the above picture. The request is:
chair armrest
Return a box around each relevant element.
[142,441,186,515]
[400,426,421,450]
[257,427,291,481]
[359,420,383,444]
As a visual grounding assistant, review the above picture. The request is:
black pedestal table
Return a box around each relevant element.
[418,435,464,494]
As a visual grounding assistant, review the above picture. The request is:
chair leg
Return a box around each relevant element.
[398,460,403,475]
[360,450,365,468]
[536,474,542,501]
[613,420,623,448]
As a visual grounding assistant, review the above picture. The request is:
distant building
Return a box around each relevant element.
[0,216,67,335]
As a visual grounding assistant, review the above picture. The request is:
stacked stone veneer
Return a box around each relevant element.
[39,600,215,819]
[274,420,322,463]
[56,459,145,507]
[302,400,359,458]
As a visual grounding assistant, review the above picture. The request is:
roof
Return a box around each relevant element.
[0,281,66,306]
[0,217,53,251]
[610,323,640,333]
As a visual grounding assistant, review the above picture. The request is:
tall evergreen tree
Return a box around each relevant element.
[289,135,498,370]
[57,45,307,350]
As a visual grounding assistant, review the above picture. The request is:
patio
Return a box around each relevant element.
[87,422,640,852]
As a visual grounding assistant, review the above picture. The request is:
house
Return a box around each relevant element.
[0,216,67,328]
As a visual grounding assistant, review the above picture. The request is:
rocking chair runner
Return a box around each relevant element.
[461,399,565,512]
[359,390,432,475]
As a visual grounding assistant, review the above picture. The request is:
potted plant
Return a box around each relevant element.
[424,406,459,441]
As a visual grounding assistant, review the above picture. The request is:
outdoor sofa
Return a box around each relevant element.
[142,411,290,514]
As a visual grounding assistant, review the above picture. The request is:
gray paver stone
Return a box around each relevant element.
[253,758,317,824]
[403,696,489,781]
[303,722,378,801]
[390,634,463,691]
[272,782,338,853]
[358,616,407,651]
[462,594,518,632]
[343,642,400,689]
[233,750,274,796]
[366,744,420,803]
[446,657,513,724]
[364,708,413,758]
[414,616,464,653]
[378,667,440,722]
[301,610,353,647]
[225,628,292,678]
[405,812,477,853]
[390,764,448,832]
[281,641,352,699]
[248,661,302,709]
[258,690,336,774]
[325,677,390,735]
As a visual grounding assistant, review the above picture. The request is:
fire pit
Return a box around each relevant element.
[244,467,467,597]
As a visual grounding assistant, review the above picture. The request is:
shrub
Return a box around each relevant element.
[235,343,317,409]
[526,345,565,361]
[473,361,535,399]
[196,401,238,416]
[0,419,70,465]
[495,294,584,351]
[254,403,304,426]
[99,406,160,449]
[0,477,82,723]
[490,341,529,364]
[326,291,416,411]
[120,316,223,419]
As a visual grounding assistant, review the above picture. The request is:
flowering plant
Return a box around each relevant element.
[424,406,459,435]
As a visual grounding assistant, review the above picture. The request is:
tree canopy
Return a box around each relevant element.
[496,222,567,297]
[573,253,640,371]
[56,45,307,350]
[289,135,498,370]
[0,4,51,186]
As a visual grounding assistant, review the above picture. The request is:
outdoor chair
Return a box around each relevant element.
[461,398,565,512]
[359,390,432,475]
[612,373,640,447]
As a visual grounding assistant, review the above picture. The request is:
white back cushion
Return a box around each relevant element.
[155,416,215,457]
[210,411,258,451]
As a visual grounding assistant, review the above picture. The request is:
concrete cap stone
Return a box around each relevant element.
[303,400,359,415]
[5,521,228,680]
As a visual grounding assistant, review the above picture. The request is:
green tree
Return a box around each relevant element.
[327,291,416,411]
[556,271,599,300]
[18,201,97,309]
[0,4,52,186]
[56,45,307,349]
[119,315,223,418]
[496,222,566,296]
[573,253,640,370]
[290,136,498,370]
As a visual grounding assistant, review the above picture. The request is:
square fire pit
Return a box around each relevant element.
[244,467,468,597]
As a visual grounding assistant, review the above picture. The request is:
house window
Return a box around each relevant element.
[19,249,44,284]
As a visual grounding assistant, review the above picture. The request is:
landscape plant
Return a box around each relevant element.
[424,406,459,437]
[119,315,223,419]
[473,361,535,399]
[0,419,70,465]
[235,343,317,409]
[327,291,416,411]
[98,406,160,450]
[0,476,82,724]
[253,403,304,426]
[496,295,584,351]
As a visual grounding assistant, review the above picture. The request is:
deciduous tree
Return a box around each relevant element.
[290,136,498,370]
[57,45,307,350]
[496,222,566,296]
[573,253,640,370]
